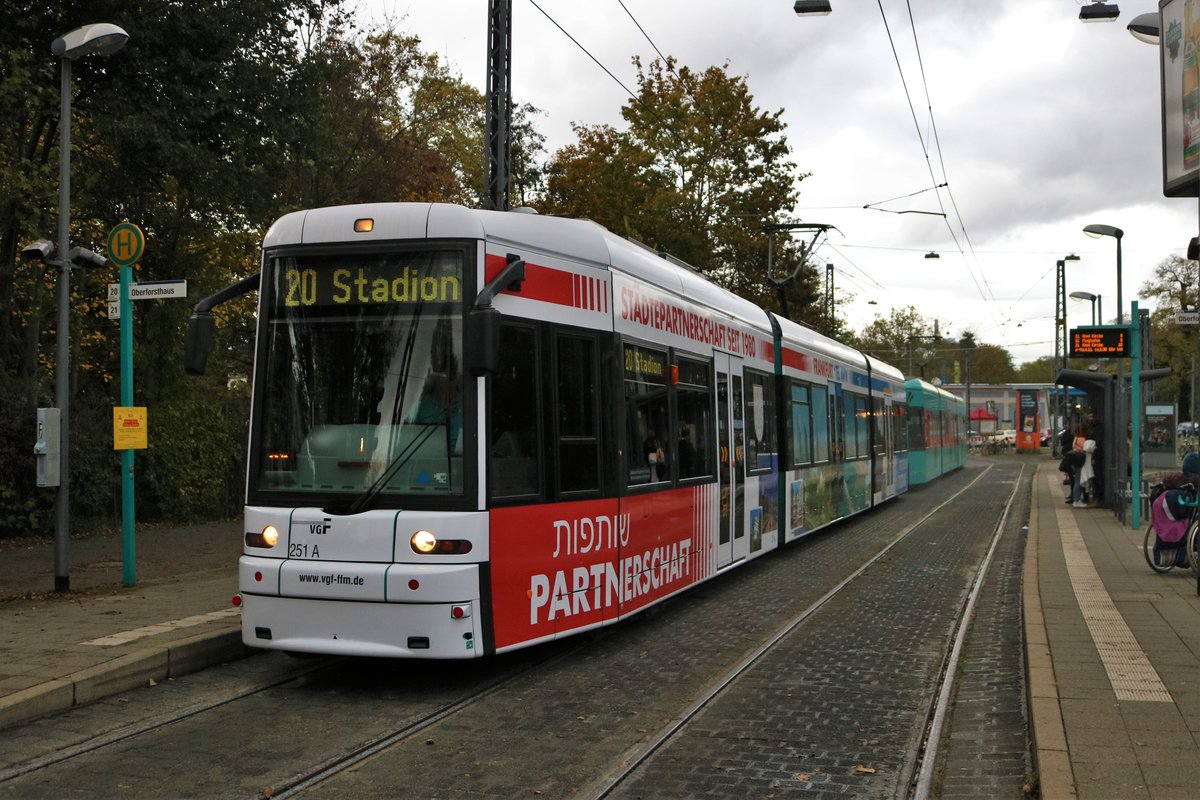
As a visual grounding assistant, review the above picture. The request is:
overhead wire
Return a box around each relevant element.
[905,0,985,283]
[528,1,1020,354]
[874,0,996,319]
[526,0,638,98]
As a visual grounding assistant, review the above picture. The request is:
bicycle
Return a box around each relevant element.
[1144,482,1200,573]
[1186,505,1200,581]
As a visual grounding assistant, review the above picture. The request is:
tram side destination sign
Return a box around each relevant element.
[1069,325,1131,358]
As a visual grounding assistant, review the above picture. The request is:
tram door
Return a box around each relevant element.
[877,396,894,501]
[716,353,747,568]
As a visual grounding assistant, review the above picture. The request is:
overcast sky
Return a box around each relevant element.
[367,0,1196,367]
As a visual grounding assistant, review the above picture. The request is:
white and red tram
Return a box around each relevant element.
[221,203,911,658]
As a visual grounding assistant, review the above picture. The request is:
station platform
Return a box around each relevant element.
[1027,460,1200,799]
[3,463,1200,799]
[0,520,247,730]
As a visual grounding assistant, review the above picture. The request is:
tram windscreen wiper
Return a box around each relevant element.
[334,423,439,516]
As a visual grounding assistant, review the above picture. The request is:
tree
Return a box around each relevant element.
[541,57,812,319]
[964,344,1016,385]
[1138,255,1200,415]
[0,3,536,535]
[1015,356,1056,383]
[854,306,939,376]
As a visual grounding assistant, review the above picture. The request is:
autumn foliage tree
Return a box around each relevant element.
[542,57,814,320]
[1138,255,1200,413]
[0,2,526,536]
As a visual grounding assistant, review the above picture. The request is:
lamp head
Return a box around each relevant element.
[20,239,56,261]
[1083,224,1123,240]
[924,251,940,259]
[1079,2,1120,22]
[1069,291,1097,302]
[1064,253,1081,261]
[68,246,107,268]
[1127,12,1160,44]
[794,0,832,15]
[52,23,129,60]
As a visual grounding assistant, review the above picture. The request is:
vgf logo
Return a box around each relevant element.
[309,519,332,535]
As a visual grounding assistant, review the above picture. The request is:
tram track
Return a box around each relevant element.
[0,634,583,799]
[253,466,1022,800]
[0,462,1028,799]
[0,658,339,786]
[266,644,581,800]
[578,464,1020,800]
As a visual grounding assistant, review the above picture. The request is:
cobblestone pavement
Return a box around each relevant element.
[606,461,1030,799]
[2,464,1042,799]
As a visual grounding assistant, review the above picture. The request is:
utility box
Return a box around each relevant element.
[35,408,61,487]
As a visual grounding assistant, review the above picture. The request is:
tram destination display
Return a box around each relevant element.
[1068,325,1130,358]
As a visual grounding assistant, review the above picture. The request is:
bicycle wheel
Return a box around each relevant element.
[1144,524,1177,573]
[1188,519,1200,578]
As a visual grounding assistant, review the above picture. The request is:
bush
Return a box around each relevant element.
[137,385,249,522]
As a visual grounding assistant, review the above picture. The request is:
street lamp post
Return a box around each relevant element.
[1054,254,1081,454]
[1069,290,1101,325]
[50,22,129,593]
[1083,223,1126,516]
[1083,224,1123,324]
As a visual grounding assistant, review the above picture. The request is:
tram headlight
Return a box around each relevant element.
[411,530,438,554]
[410,530,473,555]
[245,525,279,549]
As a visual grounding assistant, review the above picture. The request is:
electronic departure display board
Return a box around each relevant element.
[1069,325,1130,358]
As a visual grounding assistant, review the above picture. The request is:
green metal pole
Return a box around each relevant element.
[1131,301,1141,531]
[120,263,135,586]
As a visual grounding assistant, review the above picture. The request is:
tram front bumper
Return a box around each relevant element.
[239,556,483,659]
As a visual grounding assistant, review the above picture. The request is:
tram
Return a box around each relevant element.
[904,378,967,484]
[186,202,958,659]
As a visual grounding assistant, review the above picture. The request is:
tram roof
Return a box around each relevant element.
[773,313,870,373]
[264,203,904,379]
[266,202,772,331]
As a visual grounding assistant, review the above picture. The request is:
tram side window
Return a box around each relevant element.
[789,382,813,467]
[625,344,670,486]
[675,356,715,480]
[907,406,926,452]
[556,334,600,494]
[490,325,540,499]
[831,391,846,461]
[842,393,857,459]
[854,396,869,458]
[811,388,830,462]
[744,371,776,475]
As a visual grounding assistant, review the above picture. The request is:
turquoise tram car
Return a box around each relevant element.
[905,378,966,485]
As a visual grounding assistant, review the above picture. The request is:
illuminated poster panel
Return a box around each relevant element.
[1161,0,1200,197]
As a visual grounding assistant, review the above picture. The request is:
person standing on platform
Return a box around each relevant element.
[1069,433,1088,508]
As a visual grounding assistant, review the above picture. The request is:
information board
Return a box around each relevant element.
[1068,325,1130,358]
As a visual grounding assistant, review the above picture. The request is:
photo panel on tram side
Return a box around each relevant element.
[715,351,747,568]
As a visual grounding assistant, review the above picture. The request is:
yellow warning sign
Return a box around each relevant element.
[113,406,148,450]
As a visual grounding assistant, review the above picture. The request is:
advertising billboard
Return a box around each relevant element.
[1161,0,1200,197]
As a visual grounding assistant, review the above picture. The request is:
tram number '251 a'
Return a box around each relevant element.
[289,521,330,559]
[289,542,321,558]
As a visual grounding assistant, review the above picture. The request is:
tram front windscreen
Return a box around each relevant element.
[249,248,468,508]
